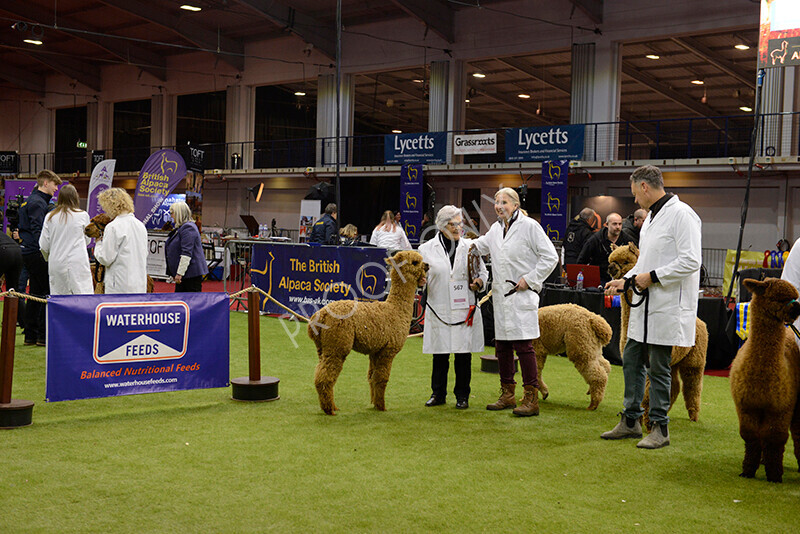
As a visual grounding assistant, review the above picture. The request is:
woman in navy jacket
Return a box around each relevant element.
[165,201,208,292]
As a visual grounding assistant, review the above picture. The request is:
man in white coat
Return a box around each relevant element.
[603,165,702,449]
[472,188,559,416]
[419,205,488,409]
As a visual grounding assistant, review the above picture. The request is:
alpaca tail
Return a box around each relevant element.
[589,315,613,346]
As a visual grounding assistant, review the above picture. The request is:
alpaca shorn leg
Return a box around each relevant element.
[535,352,549,400]
[314,354,347,415]
[368,349,396,411]
[678,363,704,422]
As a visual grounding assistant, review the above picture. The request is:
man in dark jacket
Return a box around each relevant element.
[18,169,61,345]
[563,207,597,265]
[621,208,647,246]
[577,212,631,284]
[309,203,338,244]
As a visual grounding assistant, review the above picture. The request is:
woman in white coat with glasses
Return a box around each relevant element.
[418,205,488,409]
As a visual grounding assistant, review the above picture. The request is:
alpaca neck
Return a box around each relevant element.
[746,306,786,357]
[386,274,417,309]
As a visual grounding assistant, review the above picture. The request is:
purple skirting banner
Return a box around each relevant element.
[45,292,230,402]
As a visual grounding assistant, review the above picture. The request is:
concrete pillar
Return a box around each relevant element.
[571,39,621,161]
[428,60,466,164]
[226,84,255,169]
[150,93,176,151]
[316,73,354,168]
[762,67,784,156]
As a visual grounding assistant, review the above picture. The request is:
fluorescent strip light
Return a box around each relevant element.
[739,106,752,112]
[517,94,531,99]
[472,72,486,78]
[180,5,202,12]
[294,91,306,96]
[23,39,43,45]
[734,44,750,50]
[391,129,402,134]
[646,54,660,60]
[691,79,704,85]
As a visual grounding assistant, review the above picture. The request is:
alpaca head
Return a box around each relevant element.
[384,250,428,288]
[84,213,112,239]
[607,243,639,280]
[744,277,800,325]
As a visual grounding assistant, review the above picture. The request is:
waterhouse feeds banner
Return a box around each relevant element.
[46,293,229,402]
[250,243,390,316]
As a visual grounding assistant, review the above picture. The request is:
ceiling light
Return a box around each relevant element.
[739,106,752,112]
[646,54,660,60]
[518,93,531,99]
[180,5,202,11]
[472,72,486,78]
[391,129,402,134]
[691,79,704,85]
[412,79,424,83]
[734,44,750,50]
[23,39,43,46]
[294,91,306,96]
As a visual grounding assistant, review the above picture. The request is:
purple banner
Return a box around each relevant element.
[540,160,569,242]
[87,159,116,218]
[250,243,389,316]
[45,292,229,402]
[399,164,423,243]
[134,149,187,226]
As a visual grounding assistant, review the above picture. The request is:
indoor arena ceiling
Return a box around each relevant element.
[0,0,758,134]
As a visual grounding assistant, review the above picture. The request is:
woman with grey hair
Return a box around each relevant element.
[165,201,208,292]
[418,205,488,409]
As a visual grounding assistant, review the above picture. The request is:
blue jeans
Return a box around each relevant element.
[621,339,672,425]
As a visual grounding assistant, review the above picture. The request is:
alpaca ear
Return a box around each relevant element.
[743,278,766,296]
[629,243,639,256]
[610,243,618,251]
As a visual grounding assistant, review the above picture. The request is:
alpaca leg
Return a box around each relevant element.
[536,353,549,400]
[641,378,651,431]
[314,355,346,415]
[791,407,800,472]
[669,367,681,409]
[368,351,395,411]
[570,352,608,411]
[739,414,762,478]
[762,434,788,483]
[678,364,704,422]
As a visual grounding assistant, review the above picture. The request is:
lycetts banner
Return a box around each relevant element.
[45,292,229,402]
[384,132,447,164]
[505,125,584,161]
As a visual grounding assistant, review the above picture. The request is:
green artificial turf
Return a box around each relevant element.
[2,310,800,533]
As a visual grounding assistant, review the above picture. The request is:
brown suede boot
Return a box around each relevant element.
[486,383,516,410]
[512,385,540,416]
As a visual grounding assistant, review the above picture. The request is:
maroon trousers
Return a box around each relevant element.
[495,339,538,388]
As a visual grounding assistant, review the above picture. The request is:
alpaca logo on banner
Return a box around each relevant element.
[400,164,423,243]
[540,160,569,243]
[93,302,190,364]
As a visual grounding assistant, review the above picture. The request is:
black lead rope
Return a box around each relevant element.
[419,287,477,327]
[620,276,651,365]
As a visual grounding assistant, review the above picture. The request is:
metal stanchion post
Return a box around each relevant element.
[231,291,280,401]
[0,295,34,428]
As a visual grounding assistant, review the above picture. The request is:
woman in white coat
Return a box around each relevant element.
[369,210,412,251]
[38,184,94,295]
[471,188,558,416]
[418,205,488,409]
[94,188,148,294]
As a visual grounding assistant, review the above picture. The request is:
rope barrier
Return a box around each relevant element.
[0,289,48,304]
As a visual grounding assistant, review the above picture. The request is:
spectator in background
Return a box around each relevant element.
[0,232,23,298]
[39,184,93,295]
[165,201,208,292]
[18,169,62,346]
[94,188,148,294]
[621,208,647,246]
[563,207,597,265]
[419,211,436,243]
[339,224,361,246]
[309,203,338,244]
[370,211,412,250]
[577,212,631,285]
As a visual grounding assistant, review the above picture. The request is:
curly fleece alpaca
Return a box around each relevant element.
[535,303,613,410]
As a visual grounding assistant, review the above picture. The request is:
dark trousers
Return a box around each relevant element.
[22,252,49,342]
[176,275,203,293]
[431,353,471,400]
[0,243,23,295]
[495,339,538,388]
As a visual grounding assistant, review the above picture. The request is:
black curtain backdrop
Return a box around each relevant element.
[339,175,401,238]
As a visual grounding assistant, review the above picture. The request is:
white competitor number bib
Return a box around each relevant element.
[450,280,469,309]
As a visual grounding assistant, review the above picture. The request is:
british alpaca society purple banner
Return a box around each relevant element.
[45,292,229,402]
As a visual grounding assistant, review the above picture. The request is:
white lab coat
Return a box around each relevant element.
[419,236,488,354]
[39,209,94,295]
[94,213,149,294]
[369,226,411,250]
[472,213,558,340]
[625,195,702,347]
[780,237,800,349]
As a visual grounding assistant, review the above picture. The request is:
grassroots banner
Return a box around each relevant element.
[384,132,447,165]
[87,158,116,218]
[250,243,390,316]
[399,164,423,244]
[134,149,187,227]
[45,292,229,402]
[540,160,569,242]
[453,133,497,155]
[505,125,584,161]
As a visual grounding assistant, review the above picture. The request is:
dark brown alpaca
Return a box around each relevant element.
[730,278,800,483]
